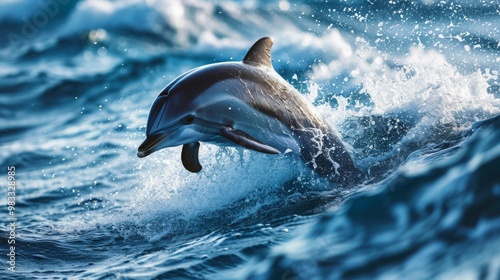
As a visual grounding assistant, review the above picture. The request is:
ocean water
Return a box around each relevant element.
[1,0,499,279]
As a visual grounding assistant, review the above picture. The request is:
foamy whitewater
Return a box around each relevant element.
[0,0,499,279]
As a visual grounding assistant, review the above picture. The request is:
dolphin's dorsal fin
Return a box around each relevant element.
[243,37,274,68]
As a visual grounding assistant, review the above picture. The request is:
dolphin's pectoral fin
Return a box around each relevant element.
[218,127,280,154]
[181,142,202,173]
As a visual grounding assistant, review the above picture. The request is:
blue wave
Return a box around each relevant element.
[0,0,499,279]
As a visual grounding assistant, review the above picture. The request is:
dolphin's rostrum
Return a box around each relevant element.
[138,37,359,184]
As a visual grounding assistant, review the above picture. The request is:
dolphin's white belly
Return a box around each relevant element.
[193,90,301,154]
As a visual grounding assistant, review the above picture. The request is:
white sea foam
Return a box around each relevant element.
[309,31,499,131]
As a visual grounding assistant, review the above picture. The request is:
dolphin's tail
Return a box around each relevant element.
[294,129,361,185]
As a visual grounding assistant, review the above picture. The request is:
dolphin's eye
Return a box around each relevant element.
[185,115,195,124]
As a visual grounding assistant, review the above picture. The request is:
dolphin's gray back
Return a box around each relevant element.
[165,62,327,131]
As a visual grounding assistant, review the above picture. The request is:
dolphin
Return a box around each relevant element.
[137,37,359,184]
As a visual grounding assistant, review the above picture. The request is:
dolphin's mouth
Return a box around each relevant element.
[137,134,168,158]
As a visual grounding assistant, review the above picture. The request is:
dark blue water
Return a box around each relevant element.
[1,0,499,279]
